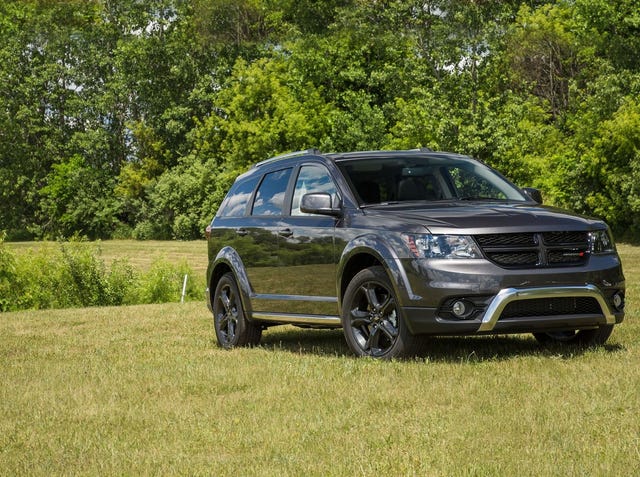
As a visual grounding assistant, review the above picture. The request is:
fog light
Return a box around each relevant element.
[452,300,471,319]
[612,292,624,311]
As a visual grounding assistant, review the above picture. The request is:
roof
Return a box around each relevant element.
[252,147,457,168]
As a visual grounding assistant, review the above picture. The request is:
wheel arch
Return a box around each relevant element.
[337,235,417,311]
[207,246,254,318]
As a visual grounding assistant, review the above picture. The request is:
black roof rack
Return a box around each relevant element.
[253,148,323,168]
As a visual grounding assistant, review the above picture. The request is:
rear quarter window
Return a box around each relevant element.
[217,175,260,217]
[252,168,292,216]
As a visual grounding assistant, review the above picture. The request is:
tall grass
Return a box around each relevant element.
[0,238,202,311]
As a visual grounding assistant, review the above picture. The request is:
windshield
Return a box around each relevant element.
[336,155,528,205]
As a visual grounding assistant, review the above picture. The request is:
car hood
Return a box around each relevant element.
[361,201,606,234]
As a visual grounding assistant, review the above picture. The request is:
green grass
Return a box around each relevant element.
[1,243,639,475]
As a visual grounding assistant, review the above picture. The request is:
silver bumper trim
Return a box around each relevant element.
[477,285,616,332]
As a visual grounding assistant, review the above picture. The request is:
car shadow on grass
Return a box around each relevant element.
[260,328,351,357]
[259,327,626,362]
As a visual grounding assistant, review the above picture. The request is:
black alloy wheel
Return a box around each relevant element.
[213,273,261,348]
[342,266,419,359]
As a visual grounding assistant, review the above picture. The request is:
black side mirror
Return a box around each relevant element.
[300,193,342,217]
[522,187,543,204]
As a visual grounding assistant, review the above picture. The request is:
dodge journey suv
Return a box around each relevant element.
[206,149,625,358]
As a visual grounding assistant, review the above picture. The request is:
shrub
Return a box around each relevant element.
[11,243,64,310]
[0,232,17,311]
[133,258,199,304]
[1,240,198,312]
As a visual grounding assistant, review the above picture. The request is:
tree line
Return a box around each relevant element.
[1,0,639,241]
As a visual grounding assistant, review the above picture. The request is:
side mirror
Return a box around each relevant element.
[522,187,543,204]
[300,193,342,217]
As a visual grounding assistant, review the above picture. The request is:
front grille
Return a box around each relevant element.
[500,297,602,319]
[485,251,538,266]
[548,249,585,264]
[475,232,589,269]
[476,233,536,247]
[542,231,589,246]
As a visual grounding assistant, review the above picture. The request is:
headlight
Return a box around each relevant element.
[589,230,615,254]
[404,234,482,259]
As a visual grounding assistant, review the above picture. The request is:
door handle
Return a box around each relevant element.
[278,228,293,237]
[235,228,248,236]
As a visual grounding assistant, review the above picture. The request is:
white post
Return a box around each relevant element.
[181,274,188,303]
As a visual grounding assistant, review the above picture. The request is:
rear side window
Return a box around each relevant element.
[252,168,292,216]
[217,175,259,217]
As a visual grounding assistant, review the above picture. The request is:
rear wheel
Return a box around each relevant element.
[533,325,614,347]
[212,273,262,348]
[341,266,421,359]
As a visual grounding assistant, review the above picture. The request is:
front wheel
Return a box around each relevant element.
[341,266,421,359]
[212,273,262,349]
[532,324,614,347]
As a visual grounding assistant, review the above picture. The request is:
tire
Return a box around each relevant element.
[341,266,420,359]
[533,324,614,347]
[212,273,262,349]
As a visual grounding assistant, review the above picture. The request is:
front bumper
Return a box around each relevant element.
[397,254,625,335]
[402,284,624,336]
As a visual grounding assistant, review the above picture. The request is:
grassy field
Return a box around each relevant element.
[1,243,639,475]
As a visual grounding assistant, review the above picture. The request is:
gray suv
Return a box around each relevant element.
[206,149,625,358]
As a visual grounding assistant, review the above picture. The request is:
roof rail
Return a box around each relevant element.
[254,148,322,168]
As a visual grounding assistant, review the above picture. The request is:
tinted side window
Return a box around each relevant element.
[217,175,260,217]
[291,165,339,216]
[252,168,292,216]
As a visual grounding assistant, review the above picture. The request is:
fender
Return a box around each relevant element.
[337,233,421,311]
[208,246,255,320]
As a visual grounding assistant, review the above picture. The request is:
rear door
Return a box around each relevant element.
[244,167,293,313]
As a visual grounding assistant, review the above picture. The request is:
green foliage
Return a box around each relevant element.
[133,258,199,304]
[5,240,128,310]
[506,3,580,117]
[551,98,640,236]
[0,232,17,311]
[2,1,640,239]
[39,155,122,239]
[208,56,331,167]
[0,239,198,312]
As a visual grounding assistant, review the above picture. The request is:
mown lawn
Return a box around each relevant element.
[1,244,638,475]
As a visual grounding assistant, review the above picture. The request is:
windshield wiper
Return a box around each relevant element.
[457,196,506,201]
[360,201,399,207]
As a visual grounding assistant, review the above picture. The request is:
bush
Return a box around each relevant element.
[0,239,198,312]
[0,232,17,311]
[133,259,200,304]
[11,243,65,310]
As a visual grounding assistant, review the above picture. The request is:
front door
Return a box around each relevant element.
[273,163,340,316]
